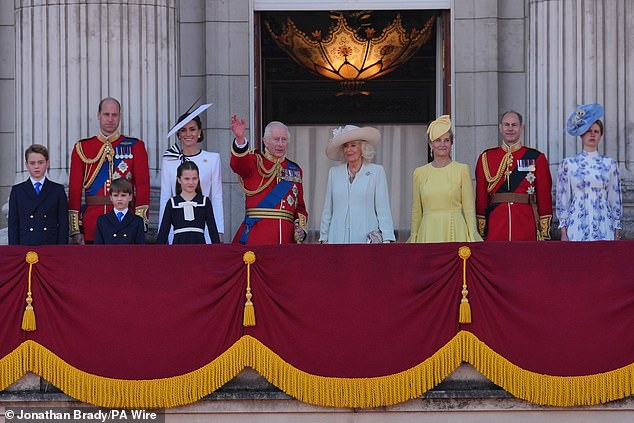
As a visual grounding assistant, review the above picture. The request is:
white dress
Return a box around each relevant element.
[556,151,622,241]
[160,147,224,243]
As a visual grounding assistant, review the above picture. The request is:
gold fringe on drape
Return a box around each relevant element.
[21,251,39,331]
[459,331,634,406]
[249,332,634,408]
[242,335,461,408]
[0,344,29,391]
[1,333,633,408]
[22,339,245,409]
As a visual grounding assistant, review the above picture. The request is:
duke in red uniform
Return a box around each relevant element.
[475,111,552,240]
[230,115,308,245]
[68,97,150,244]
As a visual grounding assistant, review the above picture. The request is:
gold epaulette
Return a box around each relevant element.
[135,205,149,231]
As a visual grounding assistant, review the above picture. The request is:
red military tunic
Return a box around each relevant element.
[475,143,552,240]
[230,141,308,245]
[68,131,150,242]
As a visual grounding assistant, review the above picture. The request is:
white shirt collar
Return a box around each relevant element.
[29,177,45,186]
[114,208,128,217]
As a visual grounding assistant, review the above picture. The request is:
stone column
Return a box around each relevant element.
[527,0,634,233]
[0,1,16,228]
[187,0,250,237]
[453,0,501,167]
[14,0,178,189]
[452,0,528,168]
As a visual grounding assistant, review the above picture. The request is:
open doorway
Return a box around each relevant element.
[254,9,450,241]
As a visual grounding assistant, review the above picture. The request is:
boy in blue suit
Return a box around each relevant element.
[94,178,145,244]
[8,144,69,245]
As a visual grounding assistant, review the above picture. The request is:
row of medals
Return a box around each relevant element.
[115,146,134,160]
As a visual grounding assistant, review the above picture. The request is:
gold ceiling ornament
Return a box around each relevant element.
[266,13,435,96]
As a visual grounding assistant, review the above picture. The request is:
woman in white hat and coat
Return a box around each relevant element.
[408,115,481,243]
[319,125,395,244]
[160,106,224,243]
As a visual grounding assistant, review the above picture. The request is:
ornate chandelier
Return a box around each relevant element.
[266,12,435,95]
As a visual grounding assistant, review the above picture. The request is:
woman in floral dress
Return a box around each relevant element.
[557,103,622,241]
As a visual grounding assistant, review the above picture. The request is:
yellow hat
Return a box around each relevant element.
[427,115,452,142]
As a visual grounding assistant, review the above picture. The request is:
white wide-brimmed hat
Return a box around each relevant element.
[326,125,381,161]
[167,103,213,139]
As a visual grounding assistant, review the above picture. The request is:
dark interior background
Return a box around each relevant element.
[261,10,439,126]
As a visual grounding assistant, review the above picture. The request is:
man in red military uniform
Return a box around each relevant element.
[230,115,308,245]
[68,97,150,244]
[475,111,552,240]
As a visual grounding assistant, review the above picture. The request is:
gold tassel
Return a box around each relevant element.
[243,251,256,327]
[22,251,39,331]
[458,246,472,324]
[459,298,471,324]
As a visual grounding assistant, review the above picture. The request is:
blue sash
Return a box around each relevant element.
[239,162,298,244]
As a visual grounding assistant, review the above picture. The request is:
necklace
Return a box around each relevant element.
[348,164,361,183]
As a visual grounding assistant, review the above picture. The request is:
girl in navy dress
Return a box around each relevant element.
[157,161,220,244]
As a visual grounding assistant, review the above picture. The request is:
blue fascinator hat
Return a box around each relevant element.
[566,103,604,137]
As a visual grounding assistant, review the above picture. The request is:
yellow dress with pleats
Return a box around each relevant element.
[408,161,482,243]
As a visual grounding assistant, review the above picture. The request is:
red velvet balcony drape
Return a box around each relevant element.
[0,242,632,408]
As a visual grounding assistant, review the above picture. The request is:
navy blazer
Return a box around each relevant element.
[94,210,146,244]
[8,178,69,245]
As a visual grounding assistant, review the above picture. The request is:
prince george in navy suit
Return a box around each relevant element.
[8,144,69,245]
[94,178,145,244]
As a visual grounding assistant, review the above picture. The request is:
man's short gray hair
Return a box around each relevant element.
[263,121,290,141]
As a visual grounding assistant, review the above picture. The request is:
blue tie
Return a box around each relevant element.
[34,182,41,195]
[116,211,124,222]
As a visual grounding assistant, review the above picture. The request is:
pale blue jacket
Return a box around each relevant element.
[319,163,395,243]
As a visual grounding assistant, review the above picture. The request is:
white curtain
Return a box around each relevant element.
[287,125,428,242]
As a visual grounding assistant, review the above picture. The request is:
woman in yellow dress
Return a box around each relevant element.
[408,115,482,243]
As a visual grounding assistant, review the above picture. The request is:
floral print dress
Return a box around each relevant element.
[556,151,622,241]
